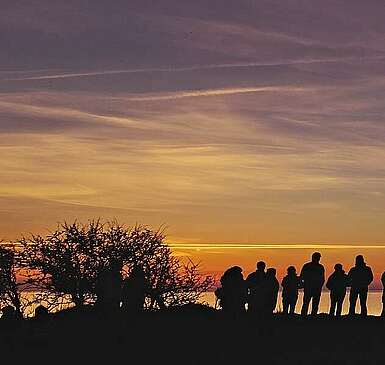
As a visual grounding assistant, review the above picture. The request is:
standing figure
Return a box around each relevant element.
[216,266,247,317]
[122,266,148,314]
[381,272,385,317]
[326,264,348,317]
[264,268,279,315]
[281,266,300,315]
[95,260,123,313]
[300,252,325,316]
[348,255,373,316]
[246,261,266,316]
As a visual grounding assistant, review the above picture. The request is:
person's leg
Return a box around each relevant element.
[290,296,298,315]
[329,293,336,316]
[311,289,321,316]
[359,288,368,317]
[283,298,289,314]
[349,288,358,315]
[336,296,343,317]
[301,289,311,316]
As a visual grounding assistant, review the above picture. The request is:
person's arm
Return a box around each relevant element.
[367,267,374,286]
[346,269,352,287]
[321,265,325,287]
[326,274,332,291]
[299,265,306,287]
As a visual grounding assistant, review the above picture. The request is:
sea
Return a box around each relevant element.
[201,290,384,316]
[17,290,383,317]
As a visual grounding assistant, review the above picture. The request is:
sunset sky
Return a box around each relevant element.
[1,1,385,283]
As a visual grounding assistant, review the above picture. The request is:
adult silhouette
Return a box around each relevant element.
[264,268,279,315]
[300,252,325,316]
[216,266,247,317]
[326,264,348,317]
[34,305,49,319]
[121,266,148,314]
[1,305,17,321]
[281,266,300,314]
[95,260,123,313]
[348,255,373,316]
[382,272,385,317]
[246,261,266,316]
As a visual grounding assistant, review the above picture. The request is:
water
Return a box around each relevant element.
[201,290,384,316]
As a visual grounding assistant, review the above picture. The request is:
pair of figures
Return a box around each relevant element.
[216,262,279,317]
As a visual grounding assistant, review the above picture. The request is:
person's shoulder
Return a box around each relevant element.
[246,272,255,280]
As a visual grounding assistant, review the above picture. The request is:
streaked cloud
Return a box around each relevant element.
[1,0,385,276]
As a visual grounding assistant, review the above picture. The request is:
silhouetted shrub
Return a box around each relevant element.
[17,220,214,310]
[0,246,22,316]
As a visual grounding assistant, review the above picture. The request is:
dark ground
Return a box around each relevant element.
[1,305,384,364]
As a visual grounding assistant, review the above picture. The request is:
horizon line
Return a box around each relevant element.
[168,243,385,250]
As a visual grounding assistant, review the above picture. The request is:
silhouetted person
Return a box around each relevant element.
[348,255,373,316]
[264,268,279,315]
[382,272,385,317]
[326,264,348,317]
[122,266,148,314]
[216,266,246,317]
[1,305,17,321]
[246,261,266,316]
[300,252,325,316]
[95,260,123,313]
[281,266,300,314]
[34,305,49,320]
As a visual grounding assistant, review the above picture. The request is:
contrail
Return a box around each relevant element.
[123,86,308,101]
[3,55,385,81]
[168,243,385,250]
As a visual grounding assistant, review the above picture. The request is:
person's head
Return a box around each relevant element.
[334,263,343,272]
[35,305,49,319]
[1,305,15,320]
[355,255,365,267]
[132,265,145,277]
[287,266,296,275]
[311,252,321,263]
[266,268,276,277]
[110,259,122,272]
[256,261,266,271]
[230,266,243,279]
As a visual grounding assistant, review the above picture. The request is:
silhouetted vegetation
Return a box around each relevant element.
[0,220,213,316]
[0,247,22,317]
[0,228,383,363]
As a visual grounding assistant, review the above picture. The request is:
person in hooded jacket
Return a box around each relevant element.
[326,263,348,317]
[216,266,247,317]
[281,266,300,315]
[264,268,279,315]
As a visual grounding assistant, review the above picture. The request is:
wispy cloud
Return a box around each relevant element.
[4,55,385,81]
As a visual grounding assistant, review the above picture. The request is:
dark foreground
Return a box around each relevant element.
[1,306,384,364]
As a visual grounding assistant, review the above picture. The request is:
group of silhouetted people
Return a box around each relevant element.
[216,252,385,318]
[95,263,148,315]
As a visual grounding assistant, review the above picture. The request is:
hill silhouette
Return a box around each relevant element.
[1,305,384,364]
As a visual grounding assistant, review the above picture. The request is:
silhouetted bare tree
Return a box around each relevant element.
[18,220,213,310]
[0,246,23,316]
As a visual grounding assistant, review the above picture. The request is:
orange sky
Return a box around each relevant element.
[170,244,385,289]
